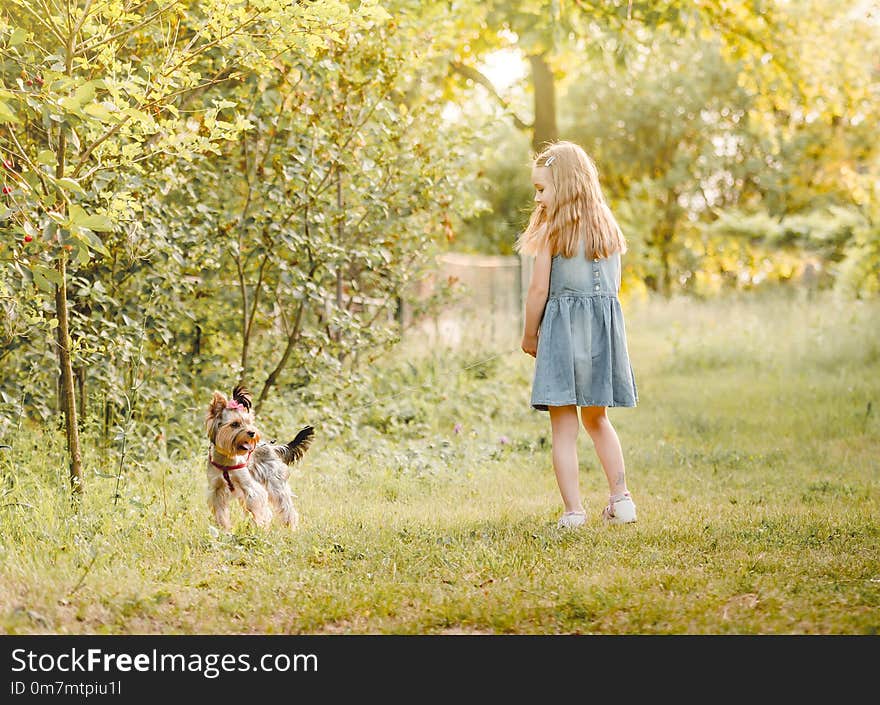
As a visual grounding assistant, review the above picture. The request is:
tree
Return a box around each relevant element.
[0,0,385,492]
[450,1,879,297]
[158,8,485,415]
[445,1,791,154]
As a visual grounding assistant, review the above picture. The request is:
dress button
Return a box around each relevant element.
[594,284,600,291]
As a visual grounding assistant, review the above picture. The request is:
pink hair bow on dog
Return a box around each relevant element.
[226,400,246,411]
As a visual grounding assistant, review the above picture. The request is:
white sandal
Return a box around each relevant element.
[557,510,587,529]
[602,493,637,525]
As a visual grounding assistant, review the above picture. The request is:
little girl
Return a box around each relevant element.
[518,141,638,529]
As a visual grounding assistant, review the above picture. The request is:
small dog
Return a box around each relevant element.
[205,385,314,531]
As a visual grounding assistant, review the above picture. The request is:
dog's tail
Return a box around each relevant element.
[276,425,315,465]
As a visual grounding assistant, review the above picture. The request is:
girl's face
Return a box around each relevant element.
[532,166,556,213]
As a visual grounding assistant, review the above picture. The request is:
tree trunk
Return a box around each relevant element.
[53,35,84,494]
[659,192,683,297]
[55,252,83,493]
[256,299,305,412]
[529,53,558,152]
[335,170,344,351]
[659,235,672,297]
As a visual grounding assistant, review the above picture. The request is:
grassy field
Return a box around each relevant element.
[1,289,878,634]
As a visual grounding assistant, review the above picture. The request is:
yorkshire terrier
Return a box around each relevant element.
[205,385,314,531]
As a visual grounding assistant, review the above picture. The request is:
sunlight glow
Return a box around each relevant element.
[442,46,526,124]
[478,48,527,91]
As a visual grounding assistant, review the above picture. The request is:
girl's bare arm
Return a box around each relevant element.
[521,248,551,357]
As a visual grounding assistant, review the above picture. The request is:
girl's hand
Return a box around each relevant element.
[521,333,538,357]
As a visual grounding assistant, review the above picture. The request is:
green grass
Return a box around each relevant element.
[1,288,878,634]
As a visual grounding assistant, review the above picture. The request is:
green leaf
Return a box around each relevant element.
[84,102,116,122]
[0,100,19,124]
[73,241,91,264]
[67,204,87,226]
[9,28,27,48]
[31,265,62,292]
[72,82,96,108]
[36,150,56,165]
[57,178,86,195]
[80,214,114,232]
[59,97,83,114]
[77,228,110,256]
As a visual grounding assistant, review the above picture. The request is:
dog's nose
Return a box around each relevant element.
[247,430,256,438]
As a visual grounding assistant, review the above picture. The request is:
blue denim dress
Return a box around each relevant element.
[530,241,638,411]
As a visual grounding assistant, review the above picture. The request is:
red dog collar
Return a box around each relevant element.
[209,449,252,492]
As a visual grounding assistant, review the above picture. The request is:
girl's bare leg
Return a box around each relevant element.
[548,405,585,514]
[580,406,628,497]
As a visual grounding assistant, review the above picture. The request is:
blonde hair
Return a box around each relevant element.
[516,141,627,259]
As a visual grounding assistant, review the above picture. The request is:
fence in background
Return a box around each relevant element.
[402,252,531,350]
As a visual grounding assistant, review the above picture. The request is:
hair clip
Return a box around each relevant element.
[226,400,246,411]
[544,155,556,166]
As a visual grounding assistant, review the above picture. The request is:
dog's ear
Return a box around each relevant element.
[206,391,227,437]
[232,385,252,411]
